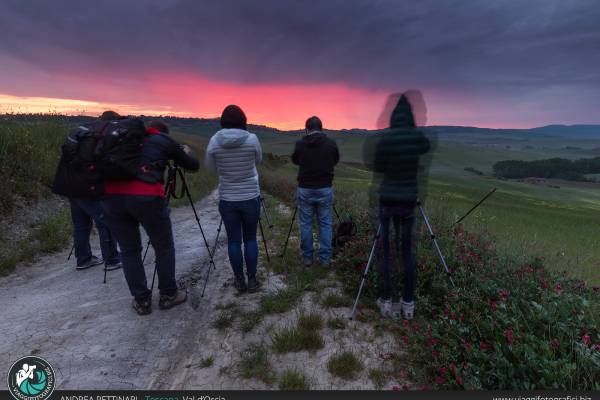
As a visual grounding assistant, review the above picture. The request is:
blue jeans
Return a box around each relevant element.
[219,197,260,278]
[297,187,333,263]
[69,198,120,266]
[101,196,176,301]
[378,202,416,302]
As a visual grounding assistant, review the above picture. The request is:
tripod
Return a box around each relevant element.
[199,195,273,297]
[141,163,217,291]
[349,200,453,320]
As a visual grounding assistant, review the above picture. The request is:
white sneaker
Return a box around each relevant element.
[376,297,392,317]
[401,300,415,320]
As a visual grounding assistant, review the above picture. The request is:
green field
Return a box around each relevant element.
[197,125,600,284]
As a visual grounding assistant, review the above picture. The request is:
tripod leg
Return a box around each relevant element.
[67,244,74,261]
[418,204,455,287]
[103,265,107,284]
[150,264,158,291]
[280,207,297,258]
[211,219,223,270]
[259,217,270,262]
[142,239,151,265]
[260,197,274,229]
[349,224,381,320]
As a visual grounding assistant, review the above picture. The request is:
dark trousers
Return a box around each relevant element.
[378,202,416,303]
[101,195,176,301]
[69,198,120,266]
[218,197,260,278]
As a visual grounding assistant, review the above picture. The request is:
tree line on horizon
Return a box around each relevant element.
[493,156,600,181]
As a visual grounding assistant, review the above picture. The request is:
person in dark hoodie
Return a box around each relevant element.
[364,92,431,320]
[205,105,263,293]
[101,120,200,315]
[292,116,340,267]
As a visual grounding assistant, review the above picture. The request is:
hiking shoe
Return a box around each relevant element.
[247,275,261,293]
[132,298,152,316]
[391,302,402,320]
[376,297,392,317]
[234,275,247,293]
[319,259,331,268]
[76,256,104,270]
[158,289,187,310]
[401,300,415,320]
[104,261,122,271]
[303,258,313,267]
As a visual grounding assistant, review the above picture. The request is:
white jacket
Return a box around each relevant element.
[205,128,262,201]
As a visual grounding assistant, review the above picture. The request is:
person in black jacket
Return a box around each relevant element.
[292,116,340,266]
[101,120,200,315]
[364,93,431,321]
[52,110,122,271]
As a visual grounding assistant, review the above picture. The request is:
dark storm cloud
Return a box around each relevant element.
[0,0,599,102]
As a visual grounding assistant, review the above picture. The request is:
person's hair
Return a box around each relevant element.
[149,120,169,134]
[99,110,121,121]
[305,116,322,132]
[220,105,247,130]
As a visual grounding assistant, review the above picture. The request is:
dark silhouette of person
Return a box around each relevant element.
[363,92,432,320]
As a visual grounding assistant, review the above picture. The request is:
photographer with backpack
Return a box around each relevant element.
[52,111,122,271]
[101,120,199,315]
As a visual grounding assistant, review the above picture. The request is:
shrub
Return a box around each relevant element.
[327,351,363,380]
[279,369,311,390]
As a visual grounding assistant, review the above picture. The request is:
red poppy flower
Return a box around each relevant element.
[555,283,563,296]
[551,339,560,349]
[432,350,439,358]
[490,300,498,311]
[582,334,591,346]
[499,290,509,300]
[402,384,409,391]
[505,329,515,344]
[541,279,549,289]
[428,338,438,347]
[479,342,492,350]
[439,367,448,375]
[593,286,600,293]
[392,386,399,392]
[401,335,409,346]
[464,340,473,350]
[450,363,457,372]
[435,376,445,385]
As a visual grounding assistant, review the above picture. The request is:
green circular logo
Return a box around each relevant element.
[7,356,55,400]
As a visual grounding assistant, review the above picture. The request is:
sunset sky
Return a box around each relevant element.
[1,0,599,130]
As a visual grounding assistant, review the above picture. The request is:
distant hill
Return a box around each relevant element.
[3,113,599,139]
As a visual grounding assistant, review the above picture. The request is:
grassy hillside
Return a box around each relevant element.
[0,116,216,274]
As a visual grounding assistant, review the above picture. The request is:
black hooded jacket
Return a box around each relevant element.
[292,131,340,189]
[373,96,431,205]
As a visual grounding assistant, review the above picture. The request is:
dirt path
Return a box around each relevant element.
[1,191,403,390]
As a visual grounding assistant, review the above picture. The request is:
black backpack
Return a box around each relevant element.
[333,216,358,248]
[96,118,146,180]
[52,120,109,198]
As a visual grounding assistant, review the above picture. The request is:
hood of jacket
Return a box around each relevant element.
[302,131,327,147]
[390,95,416,129]
[215,128,250,148]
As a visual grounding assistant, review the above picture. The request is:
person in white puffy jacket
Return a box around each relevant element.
[205,105,263,293]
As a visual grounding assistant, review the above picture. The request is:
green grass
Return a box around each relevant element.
[279,368,311,390]
[198,356,214,368]
[297,311,323,331]
[321,293,352,309]
[259,287,303,314]
[271,326,324,354]
[212,309,237,331]
[327,351,364,380]
[238,343,275,384]
[239,310,264,333]
[368,368,389,390]
[326,317,347,330]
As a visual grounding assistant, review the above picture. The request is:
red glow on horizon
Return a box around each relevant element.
[0,71,550,130]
